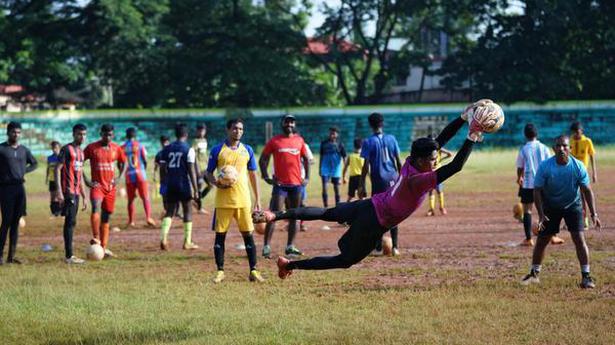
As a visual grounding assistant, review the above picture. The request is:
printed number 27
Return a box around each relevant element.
[169,152,183,168]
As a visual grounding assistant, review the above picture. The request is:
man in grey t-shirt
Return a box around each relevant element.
[0,121,37,265]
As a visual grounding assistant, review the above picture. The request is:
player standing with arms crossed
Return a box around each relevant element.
[259,114,310,258]
[0,122,37,265]
[83,124,126,258]
[54,124,88,264]
[360,113,402,256]
[122,127,156,228]
[159,124,200,251]
[205,119,264,283]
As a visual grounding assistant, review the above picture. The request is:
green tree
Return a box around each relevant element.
[442,0,615,102]
[79,0,172,107]
[165,0,320,107]
[0,0,86,106]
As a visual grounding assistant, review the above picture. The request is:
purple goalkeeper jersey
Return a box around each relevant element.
[370,158,437,228]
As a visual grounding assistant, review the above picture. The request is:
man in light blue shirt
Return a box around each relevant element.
[521,135,601,289]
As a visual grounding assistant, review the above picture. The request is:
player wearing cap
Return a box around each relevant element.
[259,114,310,258]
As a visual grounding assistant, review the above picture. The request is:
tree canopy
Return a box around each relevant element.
[0,0,612,108]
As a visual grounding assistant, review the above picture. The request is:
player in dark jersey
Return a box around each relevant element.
[54,124,88,264]
[253,109,484,279]
[159,124,199,250]
[0,121,38,265]
[46,141,62,217]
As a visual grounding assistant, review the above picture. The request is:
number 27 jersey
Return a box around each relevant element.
[160,140,196,194]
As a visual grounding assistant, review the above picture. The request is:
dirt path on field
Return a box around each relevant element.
[17,168,615,291]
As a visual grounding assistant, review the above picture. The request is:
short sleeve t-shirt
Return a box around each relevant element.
[122,140,148,184]
[262,134,307,186]
[515,140,552,189]
[84,141,126,191]
[58,144,84,195]
[207,141,257,209]
[160,140,195,194]
[570,135,595,168]
[371,158,437,228]
[320,140,346,178]
[192,138,208,172]
[534,156,590,210]
[47,153,60,182]
[347,152,364,177]
[361,134,400,185]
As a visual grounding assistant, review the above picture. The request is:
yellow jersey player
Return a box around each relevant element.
[426,147,452,216]
[342,138,365,202]
[205,118,263,283]
[570,121,597,229]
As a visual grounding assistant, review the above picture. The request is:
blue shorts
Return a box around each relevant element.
[301,186,307,202]
[272,184,302,198]
[321,176,341,185]
[435,183,444,192]
[159,183,167,196]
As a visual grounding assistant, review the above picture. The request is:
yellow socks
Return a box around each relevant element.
[183,222,193,244]
[161,217,172,242]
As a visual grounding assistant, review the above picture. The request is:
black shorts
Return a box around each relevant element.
[347,175,361,198]
[538,203,584,237]
[165,190,192,204]
[49,181,58,193]
[333,200,388,264]
[518,188,534,204]
[371,179,394,195]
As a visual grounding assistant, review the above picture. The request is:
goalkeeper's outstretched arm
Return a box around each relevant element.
[435,117,466,148]
[436,138,476,184]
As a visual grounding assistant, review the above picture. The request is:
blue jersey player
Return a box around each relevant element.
[359,112,402,255]
[158,124,199,251]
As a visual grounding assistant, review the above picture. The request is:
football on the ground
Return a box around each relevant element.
[532,223,540,236]
[218,165,239,187]
[468,99,505,133]
[254,222,266,235]
[513,203,523,222]
[382,236,393,256]
[86,244,105,261]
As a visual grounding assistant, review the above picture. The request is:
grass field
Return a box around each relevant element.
[1,148,615,345]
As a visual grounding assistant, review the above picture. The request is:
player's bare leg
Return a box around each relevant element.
[570,231,595,288]
[285,190,303,256]
[90,199,102,245]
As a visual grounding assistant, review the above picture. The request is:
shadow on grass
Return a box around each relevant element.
[44,327,202,345]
